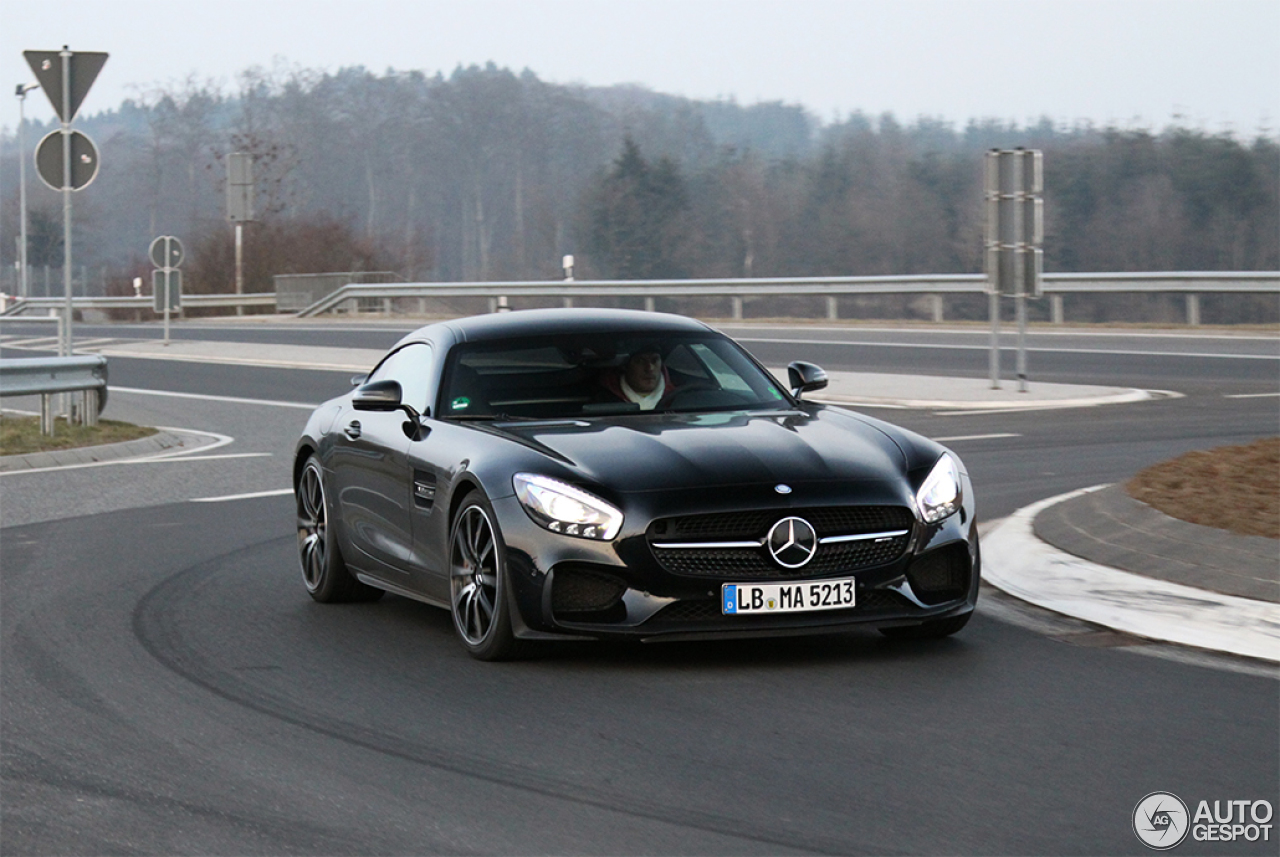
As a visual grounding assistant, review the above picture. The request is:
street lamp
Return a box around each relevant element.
[15,82,39,299]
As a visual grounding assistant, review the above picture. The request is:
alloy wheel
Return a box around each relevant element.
[450,505,501,646]
[297,461,327,592]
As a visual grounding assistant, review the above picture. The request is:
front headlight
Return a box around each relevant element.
[916,454,962,523]
[513,473,623,540]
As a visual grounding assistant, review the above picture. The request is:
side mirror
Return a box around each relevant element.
[787,361,828,398]
[353,379,403,411]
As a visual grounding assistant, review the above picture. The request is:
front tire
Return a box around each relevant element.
[296,456,384,603]
[449,493,520,661]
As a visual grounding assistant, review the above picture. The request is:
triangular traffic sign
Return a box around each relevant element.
[24,49,108,123]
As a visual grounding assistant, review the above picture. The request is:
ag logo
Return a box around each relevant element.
[766,517,817,569]
[1133,792,1190,850]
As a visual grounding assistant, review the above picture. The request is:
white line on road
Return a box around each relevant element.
[113,386,319,410]
[190,488,294,503]
[1224,392,1280,398]
[932,433,1021,442]
[0,452,270,476]
[735,337,1280,360]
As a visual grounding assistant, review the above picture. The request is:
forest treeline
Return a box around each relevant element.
[1,62,1276,299]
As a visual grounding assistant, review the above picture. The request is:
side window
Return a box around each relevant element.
[368,343,434,413]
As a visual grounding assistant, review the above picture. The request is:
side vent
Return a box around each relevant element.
[412,469,437,511]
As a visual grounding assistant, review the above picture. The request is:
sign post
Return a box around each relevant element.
[984,148,1043,392]
[150,236,184,344]
[24,47,108,359]
[226,153,254,316]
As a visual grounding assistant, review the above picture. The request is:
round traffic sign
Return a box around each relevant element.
[148,236,184,269]
[34,129,100,191]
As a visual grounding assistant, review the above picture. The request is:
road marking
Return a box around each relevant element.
[932,432,1021,442]
[0,451,270,476]
[1224,392,1280,398]
[113,386,319,410]
[721,324,1280,342]
[191,487,294,503]
[736,337,1280,360]
[136,453,272,463]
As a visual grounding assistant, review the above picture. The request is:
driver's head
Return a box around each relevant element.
[624,346,663,393]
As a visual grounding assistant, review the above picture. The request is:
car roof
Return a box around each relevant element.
[394,308,714,349]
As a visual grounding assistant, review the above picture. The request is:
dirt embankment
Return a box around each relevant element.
[1127,437,1280,539]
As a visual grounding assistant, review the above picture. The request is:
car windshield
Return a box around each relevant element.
[439,331,792,420]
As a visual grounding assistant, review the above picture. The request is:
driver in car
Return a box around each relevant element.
[597,344,673,410]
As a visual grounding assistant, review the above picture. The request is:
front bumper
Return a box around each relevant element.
[490,477,980,643]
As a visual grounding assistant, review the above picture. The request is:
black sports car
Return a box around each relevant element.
[294,309,979,659]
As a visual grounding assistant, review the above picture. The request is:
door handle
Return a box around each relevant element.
[344,420,362,440]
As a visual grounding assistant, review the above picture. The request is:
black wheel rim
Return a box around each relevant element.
[450,505,500,646]
[297,462,327,591]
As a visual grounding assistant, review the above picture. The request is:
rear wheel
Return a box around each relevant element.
[296,456,384,603]
[449,494,520,660]
[879,611,971,640]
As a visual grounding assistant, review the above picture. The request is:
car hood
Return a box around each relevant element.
[491,407,910,493]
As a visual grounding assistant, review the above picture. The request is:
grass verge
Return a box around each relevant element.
[1127,437,1280,539]
[0,414,158,457]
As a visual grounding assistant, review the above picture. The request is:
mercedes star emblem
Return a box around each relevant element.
[766,516,818,569]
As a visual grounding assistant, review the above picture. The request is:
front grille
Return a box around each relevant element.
[644,587,912,626]
[648,506,914,579]
[650,506,913,540]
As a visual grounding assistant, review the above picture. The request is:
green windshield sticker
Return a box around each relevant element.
[769,389,783,399]
[451,397,470,410]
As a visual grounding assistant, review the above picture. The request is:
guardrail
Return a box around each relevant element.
[0,355,108,434]
[299,271,1280,323]
[0,292,277,317]
[0,272,1275,325]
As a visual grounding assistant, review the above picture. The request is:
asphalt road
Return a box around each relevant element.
[2,321,1277,855]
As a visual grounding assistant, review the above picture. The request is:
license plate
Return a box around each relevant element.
[722,578,857,615]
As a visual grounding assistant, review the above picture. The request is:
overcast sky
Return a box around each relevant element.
[3,0,1277,136]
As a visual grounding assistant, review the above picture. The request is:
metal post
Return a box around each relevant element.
[60,48,73,359]
[644,296,655,313]
[1186,293,1201,326]
[16,83,38,300]
[1016,292,1028,392]
[1051,294,1064,324]
[40,393,53,435]
[163,273,171,345]
[731,296,743,320]
[234,222,244,316]
[1012,152,1027,393]
[826,295,838,320]
[931,294,944,323]
[988,291,1001,389]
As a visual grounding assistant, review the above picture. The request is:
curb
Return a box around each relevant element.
[982,485,1280,662]
[0,430,203,473]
